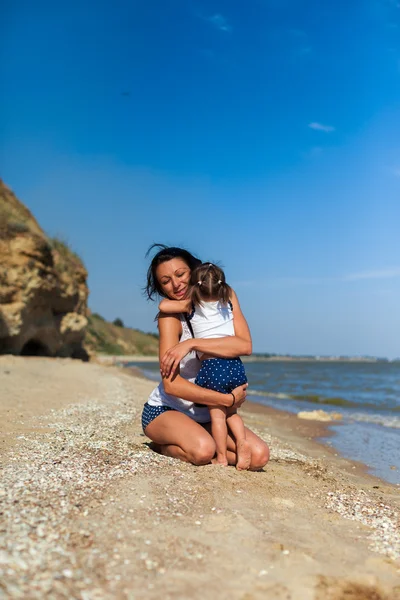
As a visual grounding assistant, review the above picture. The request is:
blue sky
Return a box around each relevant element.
[1,0,399,358]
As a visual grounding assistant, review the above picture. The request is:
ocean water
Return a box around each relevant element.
[125,359,400,485]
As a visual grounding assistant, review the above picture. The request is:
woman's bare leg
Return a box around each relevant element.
[145,410,216,465]
[226,412,251,471]
[209,406,229,466]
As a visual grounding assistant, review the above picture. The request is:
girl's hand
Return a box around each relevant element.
[160,339,193,378]
[231,383,248,408]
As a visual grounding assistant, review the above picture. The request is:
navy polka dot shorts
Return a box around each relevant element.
[195,357,247,394]
[141,403,175,432]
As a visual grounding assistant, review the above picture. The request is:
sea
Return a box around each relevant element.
[124,359,400,486]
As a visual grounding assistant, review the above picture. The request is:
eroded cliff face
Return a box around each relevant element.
[0,179,89,358]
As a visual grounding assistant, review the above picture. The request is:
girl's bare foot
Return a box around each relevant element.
[211,455,228,467]
[236,439,251,470]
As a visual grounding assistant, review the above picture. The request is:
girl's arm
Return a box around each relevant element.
[158,298,191,314]
[160,289,252,378]
[158,313,248,408]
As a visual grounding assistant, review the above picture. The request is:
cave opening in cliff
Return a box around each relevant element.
[21,339,51,357]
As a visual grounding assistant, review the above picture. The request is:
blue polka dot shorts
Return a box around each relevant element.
[141,403,175,432]
[195,357,247,394]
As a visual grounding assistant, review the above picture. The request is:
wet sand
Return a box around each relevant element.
[1,355,399,599]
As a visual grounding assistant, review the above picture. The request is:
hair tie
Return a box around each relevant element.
[218,280,222,284]
[197,281,202,286]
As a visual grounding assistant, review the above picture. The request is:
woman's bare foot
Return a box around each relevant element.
[236,439,251,470]
[148,441,162,454]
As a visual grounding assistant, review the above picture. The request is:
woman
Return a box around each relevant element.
[142,244,270,470]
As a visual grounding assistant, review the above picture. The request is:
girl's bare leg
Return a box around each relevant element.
[209,406,229,466]
[202,423,270,471]
[226,411,251,471]
[145,411,216,465]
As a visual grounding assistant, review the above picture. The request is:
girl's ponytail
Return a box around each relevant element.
[190,263,231,305]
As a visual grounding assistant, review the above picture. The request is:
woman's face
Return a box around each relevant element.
[156,258,191,300]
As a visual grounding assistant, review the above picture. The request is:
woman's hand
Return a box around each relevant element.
[231,383,248,408]
[160,339,193,378]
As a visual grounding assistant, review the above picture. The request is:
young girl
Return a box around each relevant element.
[159,262,251,470]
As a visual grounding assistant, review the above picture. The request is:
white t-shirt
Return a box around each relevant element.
[190,300,234,339]
[147,314,210,423]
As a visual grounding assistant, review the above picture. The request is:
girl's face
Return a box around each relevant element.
[156,258,191,300]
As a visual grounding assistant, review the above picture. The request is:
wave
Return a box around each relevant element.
[346,412,400,430]
[247,389,399,411]
[247,391,400,429]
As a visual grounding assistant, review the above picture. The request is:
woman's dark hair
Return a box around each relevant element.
[190,263,231,306]
[144,243,202,301]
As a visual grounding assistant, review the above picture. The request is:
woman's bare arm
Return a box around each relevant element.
[159,298,191,314]
[160,289,252,377]
[158,313,247,408]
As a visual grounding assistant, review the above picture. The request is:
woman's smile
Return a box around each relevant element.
[156,258,191,300]
[174,285,187,298]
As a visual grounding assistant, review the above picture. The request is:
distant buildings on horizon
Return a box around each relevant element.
[251,353,399,363]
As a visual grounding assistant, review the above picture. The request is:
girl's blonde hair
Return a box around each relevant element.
[190,263,232,306]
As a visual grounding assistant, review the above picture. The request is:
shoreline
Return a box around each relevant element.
[94,353,398,364]
[103,360,400,496]
[242,399,400,492]
[1,355,399,599]
[105,355,399,488]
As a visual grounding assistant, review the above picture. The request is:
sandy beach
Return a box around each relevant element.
[1,356,399,600]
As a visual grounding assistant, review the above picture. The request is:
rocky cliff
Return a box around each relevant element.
[0,179,89,358]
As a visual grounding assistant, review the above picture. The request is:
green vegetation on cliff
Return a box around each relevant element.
[0,181,45,239]
[1,179,154,359]
[0,180,86,276]
[85,313,158,356]
[0,179,89,358]
[49,236,85,275]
